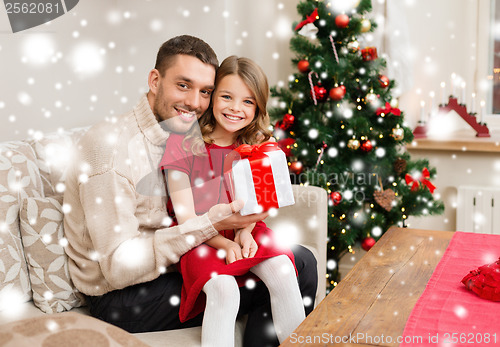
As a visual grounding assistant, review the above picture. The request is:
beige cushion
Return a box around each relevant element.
[0,141,43,310]
[0,311,148,347]
[19,196,84,313]
[265,185,328,305]
[28,128,88,197]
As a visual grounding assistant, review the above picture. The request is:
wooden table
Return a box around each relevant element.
[281,227,454,347]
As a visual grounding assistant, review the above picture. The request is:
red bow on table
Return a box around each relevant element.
[294,8,319,31]
[376,102,401,116]
[462,257,500,302]
[405,168,436,193]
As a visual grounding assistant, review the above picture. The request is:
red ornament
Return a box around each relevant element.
[274,120,285,130]
[329,85,346,101]
[361,47,378,61]
[379,75,390,88]
[311,84,328,103]
[361,237,376,251]
[297,60,310,73]
[289,161,303,175]
[360,140,373,152]
[329,191,342,205]
[335,14,350,28]
[277,138,296,157]
[282,113,295,129]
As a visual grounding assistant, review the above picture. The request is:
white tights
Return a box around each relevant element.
[201,255,305,347]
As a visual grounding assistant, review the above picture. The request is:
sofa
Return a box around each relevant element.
[0,128,328,346]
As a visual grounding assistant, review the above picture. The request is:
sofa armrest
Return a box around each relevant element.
[264,184,327,305]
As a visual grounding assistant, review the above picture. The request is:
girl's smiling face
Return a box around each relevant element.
[211,74,257,143]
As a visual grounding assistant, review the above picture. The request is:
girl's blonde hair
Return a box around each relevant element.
[186,55,272,155]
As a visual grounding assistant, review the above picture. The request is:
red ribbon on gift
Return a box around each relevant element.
[294,8,319,31]
[376,102,401,116]
[224,142,281,212]
[405,168,436,193]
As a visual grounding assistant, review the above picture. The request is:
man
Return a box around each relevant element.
[63,35,317,346]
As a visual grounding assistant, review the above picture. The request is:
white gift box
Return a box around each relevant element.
[228,149,295,216]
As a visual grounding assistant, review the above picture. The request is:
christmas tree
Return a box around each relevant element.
[270,0,444,291]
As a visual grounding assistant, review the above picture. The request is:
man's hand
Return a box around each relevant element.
[234,224,258,259]
[208,200,268,232]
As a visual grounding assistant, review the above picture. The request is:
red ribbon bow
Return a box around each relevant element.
[234,142,280,158]
[405,168,436,193]
[376,102,401,117]
[295,8,319,31]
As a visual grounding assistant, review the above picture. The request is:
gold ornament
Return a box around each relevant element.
[392,125,404,141]
[347,40,360,52]
[365,92,377,103]
[360,19,371,33]
[348,138,360,150]
[390,98,399,108]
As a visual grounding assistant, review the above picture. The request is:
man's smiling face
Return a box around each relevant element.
[152,54,216,134]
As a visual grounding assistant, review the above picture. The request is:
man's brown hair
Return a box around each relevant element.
[154,35,219,75]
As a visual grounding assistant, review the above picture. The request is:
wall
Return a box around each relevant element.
[0,0,497,141]
[390,0,497,131]
[407,144,500,231]
[0,0,299,140]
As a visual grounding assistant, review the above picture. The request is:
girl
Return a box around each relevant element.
[160,56,305,346]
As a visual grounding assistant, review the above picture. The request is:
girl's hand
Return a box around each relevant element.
[223,239,244,264]
[234,224,258,259]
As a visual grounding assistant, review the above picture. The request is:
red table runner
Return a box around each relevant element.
[401,231,500,346]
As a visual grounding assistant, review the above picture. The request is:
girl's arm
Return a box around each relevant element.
[166,169,243,263]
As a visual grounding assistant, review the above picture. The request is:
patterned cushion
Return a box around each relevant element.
[0,312,149,347]
[0,141,43,310]
[19,196,84,313]
[28,127,88,197]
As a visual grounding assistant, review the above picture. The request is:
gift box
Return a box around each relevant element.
[361,46,378,61]
[224,142,295,216]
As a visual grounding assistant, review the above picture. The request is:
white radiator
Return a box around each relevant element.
[457,186,500,235]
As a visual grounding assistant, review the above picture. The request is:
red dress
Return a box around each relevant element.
[160,133,296,322]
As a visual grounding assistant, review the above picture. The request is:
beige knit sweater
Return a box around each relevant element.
[63,94,218,296]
